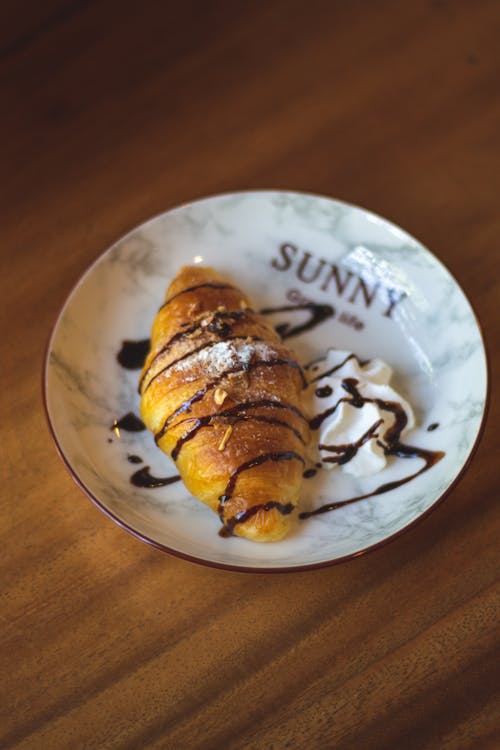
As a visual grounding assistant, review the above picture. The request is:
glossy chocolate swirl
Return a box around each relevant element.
[301,378,444,519]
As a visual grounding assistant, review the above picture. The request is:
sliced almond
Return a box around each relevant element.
[214,388,228,406]
[218,425,233,451]
[239,299,248,309]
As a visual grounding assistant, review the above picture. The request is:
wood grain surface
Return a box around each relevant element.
[1,1,499,748]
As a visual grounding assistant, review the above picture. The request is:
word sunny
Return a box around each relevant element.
[271,242,406,318]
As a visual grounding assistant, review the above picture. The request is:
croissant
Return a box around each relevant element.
[139,265,310,542]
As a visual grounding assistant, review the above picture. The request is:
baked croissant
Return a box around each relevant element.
[139,265,309,541]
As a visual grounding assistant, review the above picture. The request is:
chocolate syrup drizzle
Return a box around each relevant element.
[320,418,383,466]
[301,378,444,519]
[138,309,255,392]
[217,451,304,536]
[130,467,181,488]
[141,335,266,394]
[159,282,237,310]
[260,302,334,339]
[154,358,307,443]
[169,399,307,460]
[219,501,295,538]
[310,378,364,430]
[221,451,304,501]
[309,353,368,383]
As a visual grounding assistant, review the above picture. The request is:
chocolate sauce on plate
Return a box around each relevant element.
[127,454,143,464]
[130,467,181,488]
[260,302,334,339]
[117,339,150,369]
[315,385,333,398]
[303,468,317,479]
[299,445,444,520]
[111,412,146,432]
[427,422,440,431]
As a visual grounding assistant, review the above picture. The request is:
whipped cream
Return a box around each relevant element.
[307,350,415,478]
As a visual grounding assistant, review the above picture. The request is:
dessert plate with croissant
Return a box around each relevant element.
[44,191,488,571]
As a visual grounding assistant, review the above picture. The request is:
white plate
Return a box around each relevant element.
[44,191,488,571]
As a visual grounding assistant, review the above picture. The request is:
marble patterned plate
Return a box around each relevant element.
[44,191,488,571]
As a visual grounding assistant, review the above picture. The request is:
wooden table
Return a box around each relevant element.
[2,1,499,747]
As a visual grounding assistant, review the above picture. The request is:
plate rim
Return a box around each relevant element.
[42,189,491,573]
